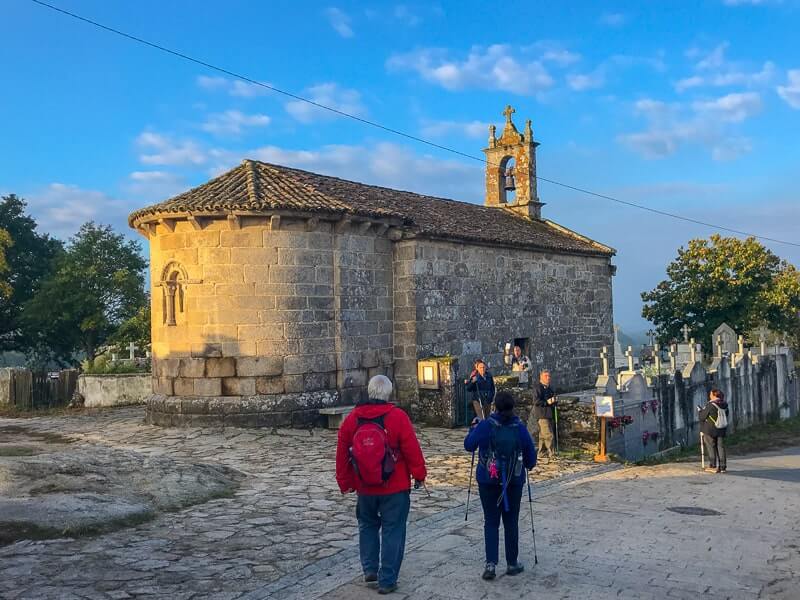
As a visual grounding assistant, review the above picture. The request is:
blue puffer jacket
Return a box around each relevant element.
[464,413,537,486]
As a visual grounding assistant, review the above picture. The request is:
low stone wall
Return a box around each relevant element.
[145,390,339,428]
[78,374,151,408]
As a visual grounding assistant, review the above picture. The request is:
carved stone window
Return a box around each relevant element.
[157,261,200,326]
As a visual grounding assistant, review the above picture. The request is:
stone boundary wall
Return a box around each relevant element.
[78,374,151,408]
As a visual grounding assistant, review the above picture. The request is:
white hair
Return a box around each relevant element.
[368,375,393,401]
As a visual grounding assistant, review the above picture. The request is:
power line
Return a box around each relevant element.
[27,0,800,248]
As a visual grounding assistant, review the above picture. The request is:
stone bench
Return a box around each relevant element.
[318,406,355,430]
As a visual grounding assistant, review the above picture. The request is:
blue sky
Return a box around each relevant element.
[2,0,799,334]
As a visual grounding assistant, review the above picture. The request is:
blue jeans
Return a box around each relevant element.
[478,483,523,565]
[356,491,411,587]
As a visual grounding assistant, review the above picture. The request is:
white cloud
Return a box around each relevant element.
[207,142,481,201]
[618,94,759,161]
[393,4,421,26]
[777,69,800,108]
[540,48,581,67]
[325,7,354,38]
[196,75,269,98]
[136,132,206,166]
[676,43,776,92]
[126,171,187,201]
[599,12,627,26]
[567,70,605,91]
[388,45,554,95]
[692,92,762,122]
[24,184,134,240]
[419,119,487,139]
[285,83,366,123]
[200,110,271,136]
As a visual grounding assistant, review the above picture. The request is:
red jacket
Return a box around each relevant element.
[336,402,427,496]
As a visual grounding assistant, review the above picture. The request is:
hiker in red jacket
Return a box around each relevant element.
[336,375,427,595]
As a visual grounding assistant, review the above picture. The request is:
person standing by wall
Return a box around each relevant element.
[530,370,557,459]
[510,345,532,387]
[466,359,496,417]
[698,388,729,473]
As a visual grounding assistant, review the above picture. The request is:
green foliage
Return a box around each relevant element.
[0,228,11,299]
[23,222,147,366]
[0,195,64,352]
[642,235,800,348]
[81,354,150,375]
[108,304,151,351]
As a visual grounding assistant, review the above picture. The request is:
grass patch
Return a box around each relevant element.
[637,415,800,466]
[0,446,37,457]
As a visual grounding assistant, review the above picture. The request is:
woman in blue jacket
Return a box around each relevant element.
[464,391,537,580]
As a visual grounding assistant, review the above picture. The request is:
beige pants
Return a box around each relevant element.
[538,418,555,456]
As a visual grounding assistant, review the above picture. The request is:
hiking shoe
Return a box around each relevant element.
[720,467,727,473]
[482,562,496,580]
[378,583,397,594]
[716,467,722,473]
[506,563,525,576]
[364,573,377,583]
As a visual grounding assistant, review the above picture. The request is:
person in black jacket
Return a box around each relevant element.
[465,360,496,417]
[530,370,557,458]
[698,388,729,473]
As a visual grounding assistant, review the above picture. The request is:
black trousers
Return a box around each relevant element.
[704,435,726,469]
[478,483,523,566]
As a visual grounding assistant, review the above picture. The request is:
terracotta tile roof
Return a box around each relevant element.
[128,159,614,256]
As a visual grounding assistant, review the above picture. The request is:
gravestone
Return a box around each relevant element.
[712,323,737,356]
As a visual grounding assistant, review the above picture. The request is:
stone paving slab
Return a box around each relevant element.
[0,407,598,599]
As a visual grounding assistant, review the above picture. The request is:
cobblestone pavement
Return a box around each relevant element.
[306,447,800,600]
[0,407,597,599]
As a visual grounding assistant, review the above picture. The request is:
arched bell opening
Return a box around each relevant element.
[499,156,517,204]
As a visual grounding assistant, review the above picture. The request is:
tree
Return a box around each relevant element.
[23,222,147,365]
[0,194,64,352]
[641,235,800,348]
[107,303,151,353]
[0,228,11,299]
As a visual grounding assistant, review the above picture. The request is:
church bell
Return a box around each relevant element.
[503,167,516,191]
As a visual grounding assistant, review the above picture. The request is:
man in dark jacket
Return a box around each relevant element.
[336,375,427,594]
[466,360,496,417]
[464,391,537,580]
[531,370,557,458]
[698,388,729,473]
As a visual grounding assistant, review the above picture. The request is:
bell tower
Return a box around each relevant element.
[483,105,544,220]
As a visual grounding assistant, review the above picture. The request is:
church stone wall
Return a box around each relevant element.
[394,238,613,405]
[147,215,394,425]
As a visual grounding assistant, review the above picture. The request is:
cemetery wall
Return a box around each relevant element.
[601,352,798,462]
[394,238,614,406]
[78,374,151,408]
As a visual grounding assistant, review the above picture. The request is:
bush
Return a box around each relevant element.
[81,354,150,375]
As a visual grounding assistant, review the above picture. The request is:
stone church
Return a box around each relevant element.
[129,106,615,426]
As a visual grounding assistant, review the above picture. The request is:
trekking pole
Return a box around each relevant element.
[465,449,476,521]
[525,468,538,565]
[553,402,559,455]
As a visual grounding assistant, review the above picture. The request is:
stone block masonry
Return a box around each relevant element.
[395,238,613,406]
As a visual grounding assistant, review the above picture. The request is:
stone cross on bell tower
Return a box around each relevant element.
[483,105,544,219]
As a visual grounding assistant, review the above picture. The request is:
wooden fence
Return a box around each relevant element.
[8,369,78,410]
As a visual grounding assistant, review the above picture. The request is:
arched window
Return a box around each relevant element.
[159,261,190,327]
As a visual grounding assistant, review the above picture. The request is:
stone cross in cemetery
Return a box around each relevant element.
[653,343,662,374]
[716,335,724,359]
[669,344,677,372]
[689,338,697,364]
[682,324,690,343]
[128,342,138,361]
[600,345,609,377]
[625,345,635,372]
[738,335,745,355]
[758,326,769,356]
